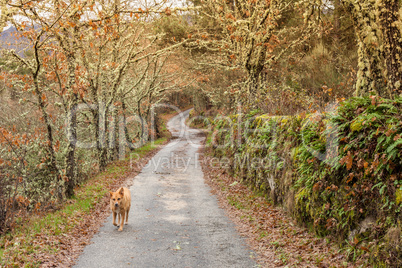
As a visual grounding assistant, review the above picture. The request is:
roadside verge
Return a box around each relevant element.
[200,149,360,267]
[0,107,190,267]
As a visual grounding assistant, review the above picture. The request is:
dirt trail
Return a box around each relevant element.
[73,109,258,267]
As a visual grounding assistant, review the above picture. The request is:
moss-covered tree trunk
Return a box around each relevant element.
[109,107,119,161]
[91,104,107,172]
[122,101,133,151]
[343,0,386,96]
[33,75,60,189]
[65,96,77,198]
[378,0,402,96]
[99,106,108,171]
[246,68,263,109]
[63,20,80,198]
[193,89,209,112]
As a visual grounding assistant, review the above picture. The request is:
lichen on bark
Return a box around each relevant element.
[343,0,386,96]
[377,0,402,96]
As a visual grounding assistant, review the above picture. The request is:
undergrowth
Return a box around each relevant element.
[205,95,402,267]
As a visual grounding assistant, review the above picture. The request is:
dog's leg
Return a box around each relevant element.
[112,212,118,226]
[125,207,129,225]
[118,211,125,231]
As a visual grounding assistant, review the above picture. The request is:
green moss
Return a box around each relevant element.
[208,96,402,267]
[290,146,300,162]
[350,118,364,132]
[295,188,308,205]
[396,188,402,205]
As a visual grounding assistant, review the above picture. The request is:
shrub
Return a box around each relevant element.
[207,95,402,266]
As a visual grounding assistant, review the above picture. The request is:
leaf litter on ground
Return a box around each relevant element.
[200,151,366,268]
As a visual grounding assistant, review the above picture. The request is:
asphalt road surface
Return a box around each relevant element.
[74,109,258,268]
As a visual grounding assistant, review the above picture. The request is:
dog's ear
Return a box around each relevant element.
[119,187,124,196]
[109,191,114,197]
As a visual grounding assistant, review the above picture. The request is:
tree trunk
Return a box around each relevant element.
[92,106,107,171]
[334,0,341,34]
[193,90,208,112]
[246,69,262,109]
[65,98,77,198]
[109,107,119,161]
[122,101,133,151]
[378,0,402,96]
[64,47,79,197]
[34,80,61,196]
[333,0,341,42]
[343,0,386,96]
[99,105,108,171]
[31,50,61,198]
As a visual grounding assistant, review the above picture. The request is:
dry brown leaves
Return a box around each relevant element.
[200,152,358,268]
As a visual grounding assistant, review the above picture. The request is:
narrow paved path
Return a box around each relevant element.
[74,109,258,268]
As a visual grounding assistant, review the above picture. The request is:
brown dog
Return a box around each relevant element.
[109,187,131,231]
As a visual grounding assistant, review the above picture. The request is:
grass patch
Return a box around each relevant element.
[0,138,166,267]
[131,138,166,158]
